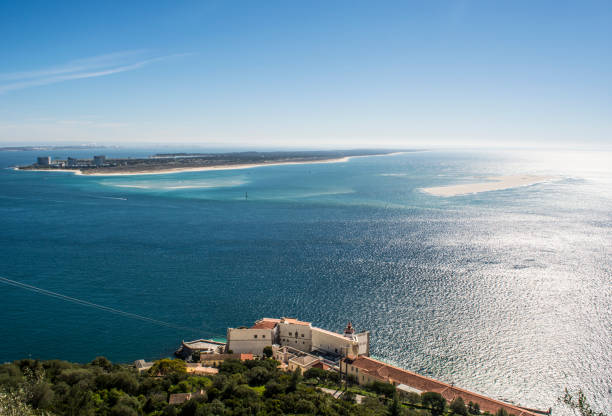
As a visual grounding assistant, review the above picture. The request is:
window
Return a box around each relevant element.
[301,334,304,337]
[262,335,266,338]
[288,332,292,336]
[254,335,257,338]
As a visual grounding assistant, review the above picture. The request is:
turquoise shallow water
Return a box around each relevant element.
[0,149,610,413]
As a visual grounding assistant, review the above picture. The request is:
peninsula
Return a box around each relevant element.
[0,144,111,152]
[16,149,408,176]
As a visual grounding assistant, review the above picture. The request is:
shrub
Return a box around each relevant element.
[110,403,138,416]
[496,409,513,416]
[468,401,481,414]
[405,391,421,405]
[421,391,446,416]
[304,367,327,381]
[148,359,187,377]
[218,359,247,375]
[451,396,468,416]
[367,380,396,397]
[264,380,284,397]
[263,346,273,358]
[247,366,271,386]
[90,357,113,372]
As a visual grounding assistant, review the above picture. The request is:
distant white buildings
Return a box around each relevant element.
[34,155,107,168]
[226,317,370,360]
[36,156,51,166]
[93,155,106,166]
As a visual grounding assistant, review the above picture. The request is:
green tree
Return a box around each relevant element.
[368,380,396,398]
[304,367,327,381]
[263,346,273,358]
[246,366,271,386]
[343,390,356,403]
[422,392,446,416]
[496,409,509,416]
[148,359,187,377]
[388,393,403,416]
[468,401,481,415]
[287,368,301,393]
[451,396,468,416]
[264,380,284,398]
[90,357,113,372]
[218,359,246,375]
[405,392,420,405]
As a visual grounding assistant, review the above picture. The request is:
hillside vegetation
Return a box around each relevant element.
[0,357,561,416]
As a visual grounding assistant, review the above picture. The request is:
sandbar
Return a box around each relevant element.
[422,175,553,197]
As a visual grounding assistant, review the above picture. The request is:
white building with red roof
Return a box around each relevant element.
[226,317,370,358]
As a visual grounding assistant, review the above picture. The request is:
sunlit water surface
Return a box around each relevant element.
[0,149,610,414]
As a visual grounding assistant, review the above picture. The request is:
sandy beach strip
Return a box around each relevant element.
[81,157,353,176]
[14,151,408,177]
[422,175,554,197]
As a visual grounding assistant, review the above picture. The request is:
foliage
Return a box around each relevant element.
[422,391,446,416]
[2,356,505,416]
[0,367,54,415]
[450,397,468,416]
[559,389,607,416]
[467,401,481,415]
[148,360,186,377]
[262,346,273,359]
[0,357,401,416]
[404,392,421,405]
[388,393,403,416]
[495,408,509,416]
[367,380,397,398]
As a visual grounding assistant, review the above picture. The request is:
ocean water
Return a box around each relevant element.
[0,148,610,414]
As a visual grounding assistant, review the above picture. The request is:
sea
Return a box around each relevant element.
[0,148,610,414]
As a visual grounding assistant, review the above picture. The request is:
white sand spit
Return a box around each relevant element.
[422,175,554,197]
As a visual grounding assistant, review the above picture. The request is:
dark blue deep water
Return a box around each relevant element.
[0,149,610,413]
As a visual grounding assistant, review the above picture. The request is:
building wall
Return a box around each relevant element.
[341,361,382,386]
[278,322,312,352]
[287,357,319,373]
[226,328,273,355]
[311,328,359,356]
[356,331,370,356]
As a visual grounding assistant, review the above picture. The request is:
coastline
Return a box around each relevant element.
[421,175,555,197]
[15,151,407,177]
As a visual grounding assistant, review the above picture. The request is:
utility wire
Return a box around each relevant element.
[0,276,207,335]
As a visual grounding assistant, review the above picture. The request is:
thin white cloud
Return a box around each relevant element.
[0,51,190,94]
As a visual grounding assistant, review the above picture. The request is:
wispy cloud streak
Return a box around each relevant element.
[0,51,188,94]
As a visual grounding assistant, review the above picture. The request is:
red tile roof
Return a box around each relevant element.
[251,320,279,329]
[346,356,540,416]
[281,317,311,326]
[312,361,331,371]
[240,353,254,361]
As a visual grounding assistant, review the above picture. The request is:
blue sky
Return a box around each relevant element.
[0,0,610,148]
